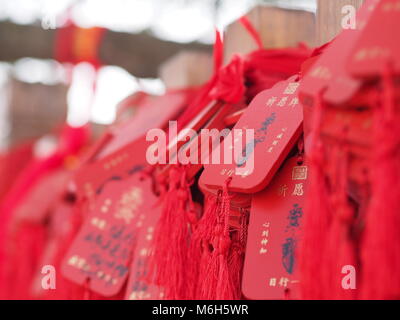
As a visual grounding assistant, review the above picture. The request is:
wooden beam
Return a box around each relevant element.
[0,21,212,78]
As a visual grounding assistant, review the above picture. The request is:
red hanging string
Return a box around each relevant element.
[175,30,224,131]
[239,16,263,49]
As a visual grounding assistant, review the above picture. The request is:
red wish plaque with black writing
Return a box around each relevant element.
[74,138,148,204]
[201,76,303,194]
[242,156,307,300]
[124,200,164,300]
[61,174,158,296]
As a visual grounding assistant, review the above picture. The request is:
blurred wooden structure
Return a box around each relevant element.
[8,78,68,146]
[159,50,213,89]
[0,21,211,79]
[317,0,365,45]
[2,1,370,149]
[223,5,316,64]
[159,5,316,88]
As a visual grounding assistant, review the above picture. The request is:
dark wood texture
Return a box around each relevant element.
[0,21,211,78]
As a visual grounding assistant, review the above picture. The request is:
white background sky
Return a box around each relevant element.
[0,0,316,128]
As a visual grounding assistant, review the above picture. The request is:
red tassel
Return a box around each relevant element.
[196,178,242,300]
[227,213,248,300]
[227,240,243,299]
[215,236,234,300]
[299,91,332,299]
[186,195,215,299]
[214,179,238,300]
[187,195,218,299]
[193,245,213,299]
[360,63,400,299]
[194,193,225,299]
[148,166,192,299]
[196,192,226,299]
[8,223,47,299]
[324,142,357,299]
[200,227,230,299]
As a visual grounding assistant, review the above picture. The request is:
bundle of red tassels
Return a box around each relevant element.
[298,0,400,300]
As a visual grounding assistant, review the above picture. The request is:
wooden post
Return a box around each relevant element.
[317,0,365,46]
[223,5,316,64]
[158,51,213,89]
[8,78,68,146]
